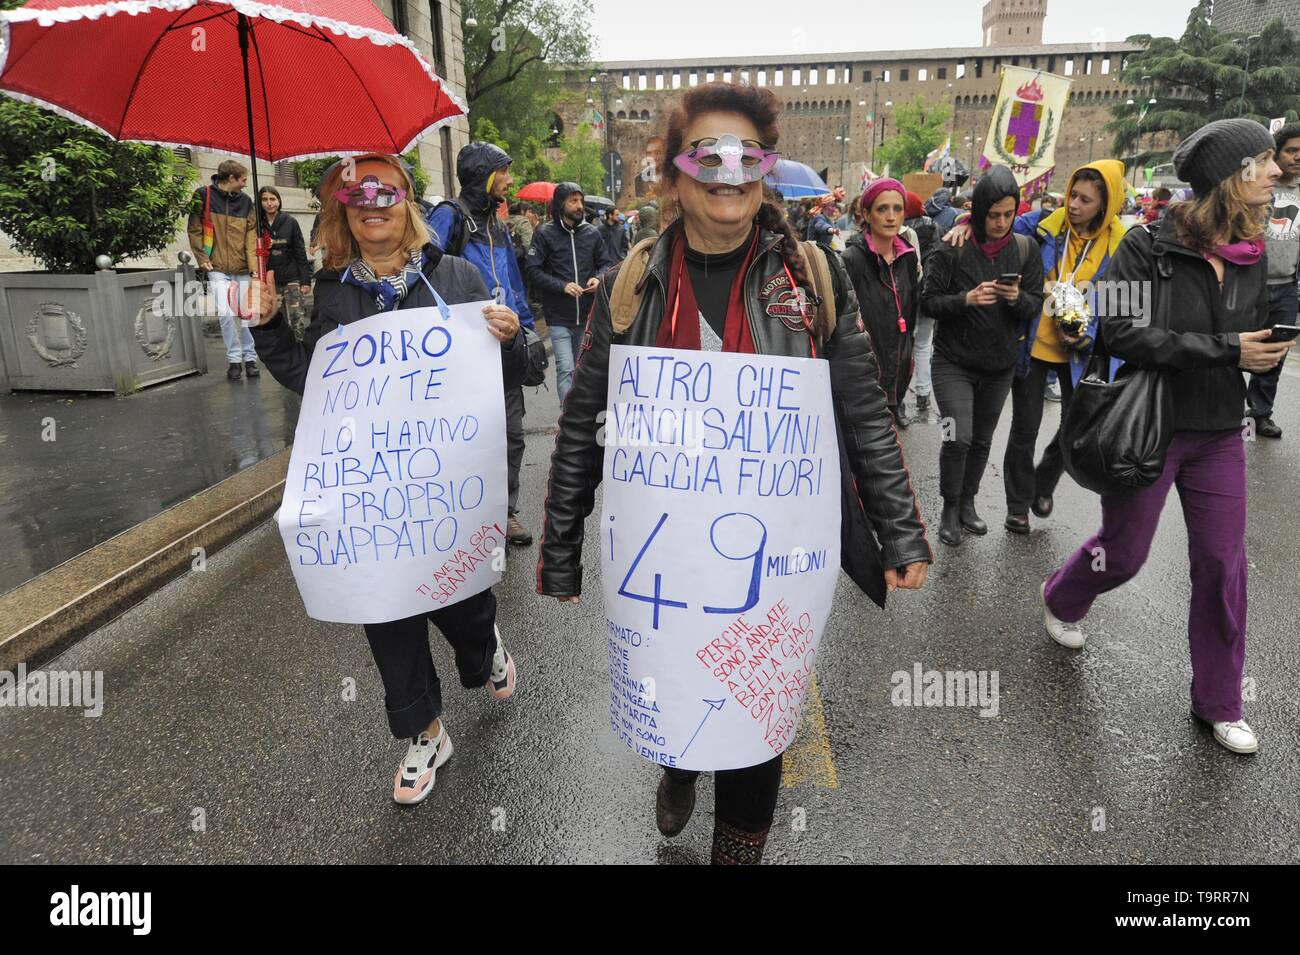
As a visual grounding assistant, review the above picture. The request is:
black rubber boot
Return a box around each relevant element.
[959,497,988,535]
[939,498,963,547]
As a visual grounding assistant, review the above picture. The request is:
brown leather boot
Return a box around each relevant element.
[655,769,697,837]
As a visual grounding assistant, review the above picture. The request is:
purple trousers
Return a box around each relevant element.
[1045,429,1247,721]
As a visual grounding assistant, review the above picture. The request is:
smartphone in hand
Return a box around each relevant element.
[1264,324,1300,343]
[996,273,1020,286]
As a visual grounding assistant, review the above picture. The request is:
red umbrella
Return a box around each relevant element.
[0,0,466,161]
[1,0,468,276]
[514,181,556,204]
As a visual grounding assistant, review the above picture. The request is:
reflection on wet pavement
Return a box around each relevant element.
[0,339,300,595]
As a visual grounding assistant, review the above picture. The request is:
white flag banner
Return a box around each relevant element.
[600,345,840,772]
[278,301,506,624]
[982,66,1072,195]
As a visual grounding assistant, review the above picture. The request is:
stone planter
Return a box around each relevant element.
[0,256,208,394]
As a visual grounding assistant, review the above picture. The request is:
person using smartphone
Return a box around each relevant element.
[920,165,1045,546]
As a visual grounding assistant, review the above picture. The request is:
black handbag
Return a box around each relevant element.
[1061,240,1174,497]
[521,325,549,387]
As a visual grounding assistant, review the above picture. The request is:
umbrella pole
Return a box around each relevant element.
[238,14,270,289]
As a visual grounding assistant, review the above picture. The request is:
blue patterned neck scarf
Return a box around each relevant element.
[342,248,425,312]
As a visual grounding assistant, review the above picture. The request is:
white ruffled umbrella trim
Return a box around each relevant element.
[0,1,470,134]
[0,82,461,162]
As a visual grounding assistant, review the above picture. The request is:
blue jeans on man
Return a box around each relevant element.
[209,271,256,363]
[550,323,582,404]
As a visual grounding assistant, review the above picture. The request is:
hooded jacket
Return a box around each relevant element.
[1015,159,1129,384]
[525,182,615,327]
[425,142,534,329]
[633,202,659,245]
[925,188,959,234]
[842,231,921,407]
[535,221,932,600]
[1101,213,1268,432]
[250,242,526,398]
[920,167,1046,375]
[187,178,257,275]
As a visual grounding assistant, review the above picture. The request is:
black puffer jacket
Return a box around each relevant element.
[262,211,311,287]
[524,182,615,327]
[251,243,526,397]
[841,232,922,407]
[921,168,1045,375]
[1102,215,1268,432]
[536,221,932,599]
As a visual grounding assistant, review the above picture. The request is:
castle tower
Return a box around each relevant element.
[982,0,1047,47]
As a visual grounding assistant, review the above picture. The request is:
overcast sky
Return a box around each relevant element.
[590,0,1198,62]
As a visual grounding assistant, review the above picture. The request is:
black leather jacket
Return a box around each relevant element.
[536,223,932,598]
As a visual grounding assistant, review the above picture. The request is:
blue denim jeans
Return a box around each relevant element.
[912,316,934,398]
[209,271,256,363]
[550,323,582,404]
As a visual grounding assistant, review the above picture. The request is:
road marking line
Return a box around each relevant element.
[781,673,838,789]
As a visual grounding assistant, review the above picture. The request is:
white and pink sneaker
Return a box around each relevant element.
[393,722,453,805]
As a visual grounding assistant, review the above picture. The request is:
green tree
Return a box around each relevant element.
[875,96,953,177]
[552,124,606,196]
[512,136,555,192]
[462,0,593,162]
[0,99,194,273]
[1110,1,1300,165]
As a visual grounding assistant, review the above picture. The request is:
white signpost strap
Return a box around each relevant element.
[278,301,507,624]
[600,345,840,772]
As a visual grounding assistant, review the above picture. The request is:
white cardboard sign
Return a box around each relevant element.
[278,301,506,623]
[600,345,840,771]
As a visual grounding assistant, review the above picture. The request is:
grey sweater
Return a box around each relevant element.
[1267,179,1300,285]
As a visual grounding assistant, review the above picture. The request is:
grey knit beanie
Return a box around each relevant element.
[1173,119,1276,196]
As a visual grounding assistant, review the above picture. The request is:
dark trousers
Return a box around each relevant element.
[665,754,783,833]
[362,589,498,739]
[1246,283,1299,419]
[931,353,1015,501]
[1045,430,1247,721]
[1004,357,1075,515]
[505,385,525,516]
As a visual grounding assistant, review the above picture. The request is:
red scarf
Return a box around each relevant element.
[978,231,1014,261]
[656,226,761,354]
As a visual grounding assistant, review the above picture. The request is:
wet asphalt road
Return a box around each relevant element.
[3,362,1300,865]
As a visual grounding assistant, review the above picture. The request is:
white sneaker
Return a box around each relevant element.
[485,625,516,700]
[392,722,453,805]
[1041,580,1086,649]
[1194,711,1259,754]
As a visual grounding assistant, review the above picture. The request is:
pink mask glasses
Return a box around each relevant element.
[334,175,408,209]
[672,133,779,186]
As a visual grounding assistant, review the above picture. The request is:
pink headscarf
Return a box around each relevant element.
[860,177,906,214]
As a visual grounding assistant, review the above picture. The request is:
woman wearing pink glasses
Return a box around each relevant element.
[537,84,931,864]
[245,154,527,806]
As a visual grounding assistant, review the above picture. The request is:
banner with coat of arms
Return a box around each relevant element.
[980,66,1071,194]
